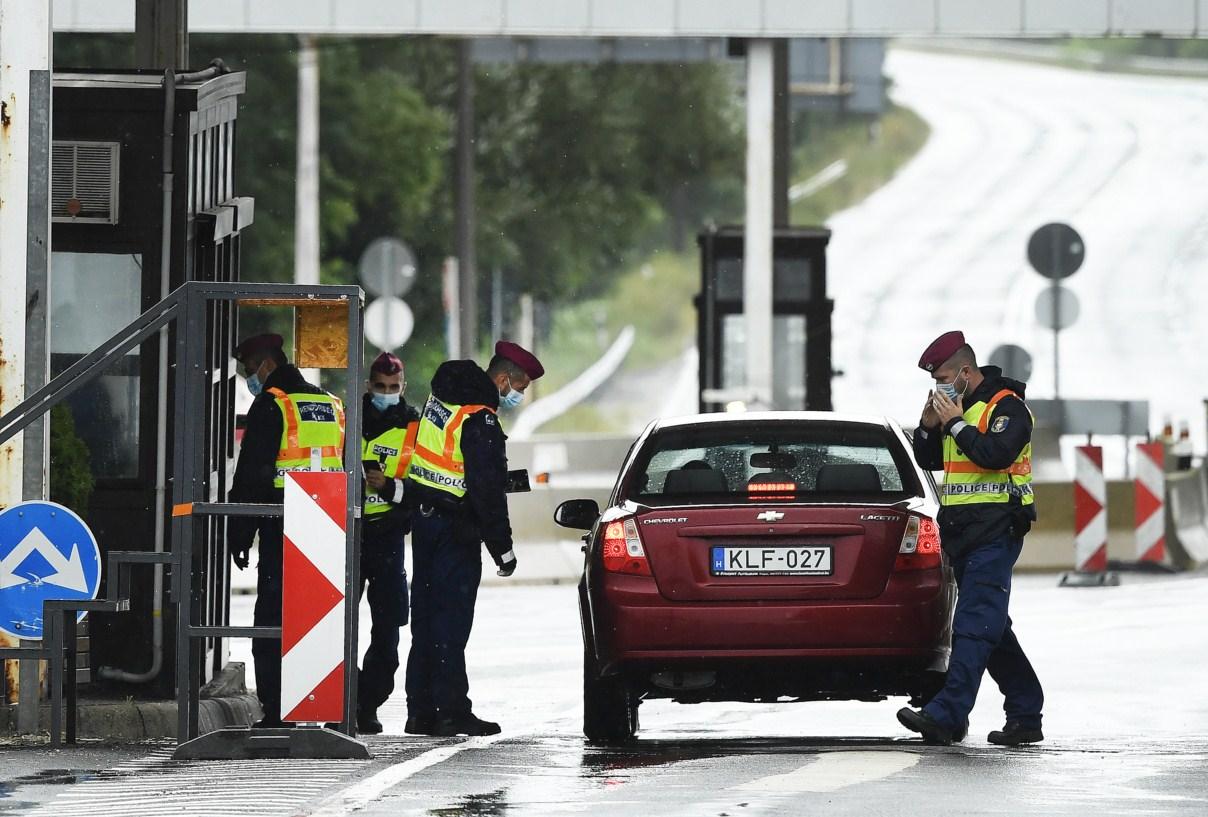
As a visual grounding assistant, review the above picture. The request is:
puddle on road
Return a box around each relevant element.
[0,767,130,808]
[429,787,509,816]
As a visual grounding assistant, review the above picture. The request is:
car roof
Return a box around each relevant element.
[649,411,900,432]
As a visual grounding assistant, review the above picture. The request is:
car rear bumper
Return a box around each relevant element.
[589,569,954,676]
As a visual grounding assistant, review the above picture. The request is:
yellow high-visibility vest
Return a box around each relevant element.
[405,395,494,498]
[268,387,345,489]
[941,389,1034,508]
[362,421,419,515]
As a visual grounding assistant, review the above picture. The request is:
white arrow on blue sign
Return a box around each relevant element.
[0,501,102,640]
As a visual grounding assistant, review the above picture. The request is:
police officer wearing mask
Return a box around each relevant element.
[403,341,543,737]
[897,331,1045,747]
[229,333,345,728]
[354,351,421,734]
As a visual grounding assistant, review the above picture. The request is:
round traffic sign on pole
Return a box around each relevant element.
[1027,223,1085,280]
[358,237,417,298]
[364,296,414,351]
[1035,286,1080,331]
[988,344,1033,383]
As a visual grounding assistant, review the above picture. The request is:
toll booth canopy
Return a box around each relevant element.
[696,226,834,413]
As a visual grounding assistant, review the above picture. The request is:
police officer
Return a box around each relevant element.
[897,331,1045,746]
[403,341,543,737]
[354,351,420,734]
[229,334,345,728]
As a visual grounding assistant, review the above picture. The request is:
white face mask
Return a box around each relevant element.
[371,391,401,411]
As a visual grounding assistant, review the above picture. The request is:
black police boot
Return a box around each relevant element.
[896,707,954,746]
[987,721,1044,746]
[357,710,384,735]
[434,713,501,737]
[952,718,969,743]
[405,714,438,736]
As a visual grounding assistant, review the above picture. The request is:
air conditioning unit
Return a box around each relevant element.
[51,140,120,224]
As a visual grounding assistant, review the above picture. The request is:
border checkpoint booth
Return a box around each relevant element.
[1,64,371,758]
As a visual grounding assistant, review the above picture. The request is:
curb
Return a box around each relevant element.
[1,663,263,742]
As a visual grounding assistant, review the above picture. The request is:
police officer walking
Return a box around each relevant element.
[354,351,420,734]
[403,341,543,737]
[897,331,1045,746]
[229,333,345,728]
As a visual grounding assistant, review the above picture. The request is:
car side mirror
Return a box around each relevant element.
[554,499,600,531]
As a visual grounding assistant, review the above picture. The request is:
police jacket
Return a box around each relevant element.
[228,365,328,557]
[912,366,1037,556]
[409,359,513,564]
[361,392,420,538]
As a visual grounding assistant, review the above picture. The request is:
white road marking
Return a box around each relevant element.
[306,735,507,816]
[733,751,920,793]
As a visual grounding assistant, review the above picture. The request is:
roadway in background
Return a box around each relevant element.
[827,47,1208,456]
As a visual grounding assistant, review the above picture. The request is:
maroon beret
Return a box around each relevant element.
[234,333,284,363]
[494,340,544,380]
[370,351,404,376]
[918,331,965,372]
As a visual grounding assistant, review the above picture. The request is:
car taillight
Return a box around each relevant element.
[894,515,942,571]
[601,518,652,576]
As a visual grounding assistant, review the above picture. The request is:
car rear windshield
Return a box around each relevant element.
[624,421,921,505]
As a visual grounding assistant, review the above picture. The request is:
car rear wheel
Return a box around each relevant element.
[583,651,638,743]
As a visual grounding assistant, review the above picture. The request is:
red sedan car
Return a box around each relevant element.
[555,412,956,743]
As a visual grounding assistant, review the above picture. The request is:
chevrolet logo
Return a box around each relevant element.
[756,511,784,522]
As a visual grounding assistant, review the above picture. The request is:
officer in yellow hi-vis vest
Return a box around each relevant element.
[353,351,420,735]
[897,331,1045,748]
[404,341,543,738]
[229,333,346,728]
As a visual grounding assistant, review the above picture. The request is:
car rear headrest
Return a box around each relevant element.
[815,463,882,492]
[664,466,729,495]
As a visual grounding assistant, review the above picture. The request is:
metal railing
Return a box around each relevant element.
[1,280,365,755]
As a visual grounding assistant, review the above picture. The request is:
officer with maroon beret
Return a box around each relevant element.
[897,331,1045,747]
[403,341,543,737]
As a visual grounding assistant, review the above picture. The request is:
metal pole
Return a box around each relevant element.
[744,39,775,410]
[455,39,479,358]
[772,39,790,228]
[295,35,322,381]
[341,295,364,734]
[135,0,188,70]
[0,0,52,736]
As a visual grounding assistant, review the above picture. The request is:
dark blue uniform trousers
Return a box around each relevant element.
[251,522,285,721]
[405,509,482,720]
[924,533,1044,731]
[357,520,409,715]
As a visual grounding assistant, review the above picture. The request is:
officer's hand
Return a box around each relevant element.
[375,476,396,499]
[231,546,250,571]
[920,391,941,429]
[366,469,388,491]
[496,550,517,578]
[932,389,964,426]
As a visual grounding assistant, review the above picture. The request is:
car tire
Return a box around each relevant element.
[583,651,638,744]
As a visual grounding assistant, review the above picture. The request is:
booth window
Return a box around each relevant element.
[50,251,142,479]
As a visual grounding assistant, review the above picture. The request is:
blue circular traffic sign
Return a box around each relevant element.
[0,501,102,640]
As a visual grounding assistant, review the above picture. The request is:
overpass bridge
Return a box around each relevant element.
[51,0,1208,38]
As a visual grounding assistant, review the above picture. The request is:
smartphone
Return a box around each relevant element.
[362,459,383,475]
[504,469,531,493]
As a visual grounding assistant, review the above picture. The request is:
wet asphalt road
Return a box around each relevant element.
[6,571,1206,816]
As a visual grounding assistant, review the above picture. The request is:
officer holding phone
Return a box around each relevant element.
[403,341,543,737]
[354,351,420,734]
[897,331,1044,747]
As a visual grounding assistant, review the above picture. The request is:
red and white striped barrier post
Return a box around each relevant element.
[281,471,348,723]
[1062,444,1118,586]
[1134,442,1166,565]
